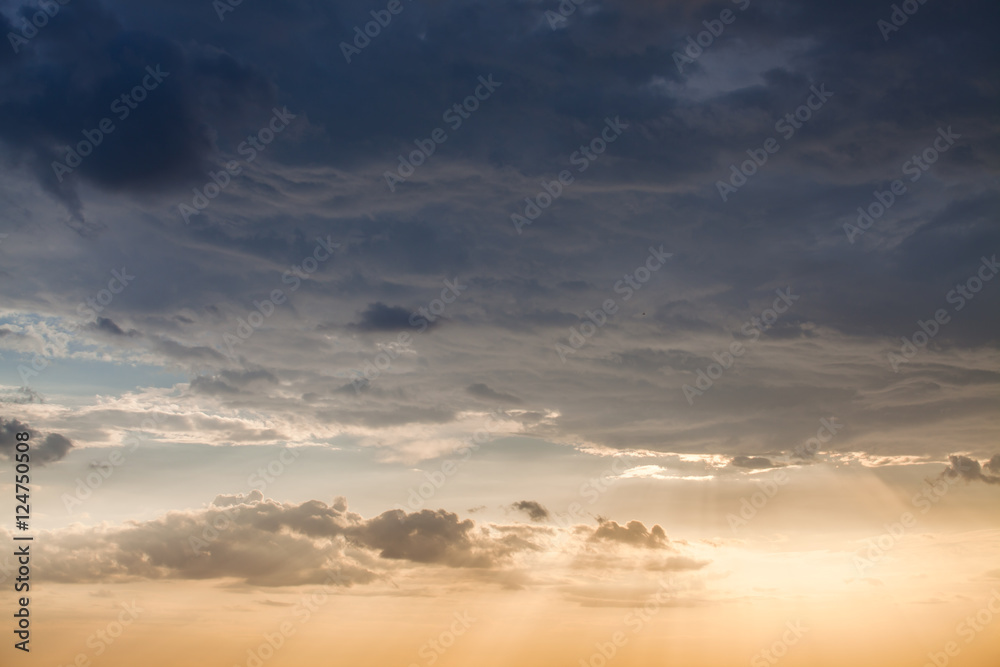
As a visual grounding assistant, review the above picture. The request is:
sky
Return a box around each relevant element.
[0,0,999,665]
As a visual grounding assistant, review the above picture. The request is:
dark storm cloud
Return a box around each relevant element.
[0,417,73,464]
[0,0,275,225]
[0,0,997,462]
[509,500,550,521]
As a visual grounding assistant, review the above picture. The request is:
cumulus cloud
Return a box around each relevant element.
[353,509,519,567]
[28,496,543,586]
[211,490,264,507]
[10,494,712,588]
[509,500,550,522]
[590,520,669,549]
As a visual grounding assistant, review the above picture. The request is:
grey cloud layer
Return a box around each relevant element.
[0,0,997,461]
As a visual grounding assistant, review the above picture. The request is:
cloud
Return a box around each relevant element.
[590,520,669,549]
[212,490,264,507]
[13,493,712,588]
[729,455,781,470]
[28,496,540,586]
[509,500,550,522]
[90,317,139,337]
[0,417,73,464]
[0,387,43,405]
[645,556,710,572]
[467,383,522,404]
[0,0,996,471]
[189,369,277,396]
[986,455,1000,475]
[940,454,1000,486]
[0,0,277,226]
[350,302,421,332]
[350,508,522,567]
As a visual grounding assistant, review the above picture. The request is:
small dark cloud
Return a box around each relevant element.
[730,455,781,470]
[350,302,422,332]
[92,317,134,336]
[466,383,521,404]
[939,454,1000,485]
[259,599,294,607]
[0,417,73,464]
[985,455,1000,475]
[39,433,73,462]
[509,500,550,522]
